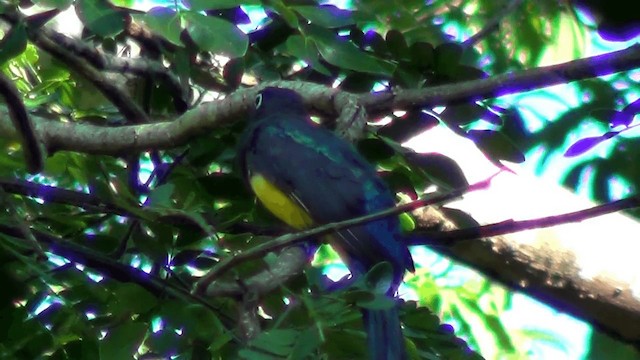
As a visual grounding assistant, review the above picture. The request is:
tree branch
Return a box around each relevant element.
[204,246,308,298]
[412,195,640,245]
[1,10,150,125]
[362,44,640,114]
[193,179,492,293]
[0,73,43,173]
[42,28,188,113]
[409,203,640,345]
[0,222,238,331]
[1,45,637,155]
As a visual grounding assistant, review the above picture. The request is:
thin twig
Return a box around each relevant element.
[193,179,492,293]
[412,195,640,245]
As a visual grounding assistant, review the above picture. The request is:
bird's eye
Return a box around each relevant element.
[255,94,263,109]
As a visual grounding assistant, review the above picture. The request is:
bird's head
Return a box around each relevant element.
[252,87,309,121]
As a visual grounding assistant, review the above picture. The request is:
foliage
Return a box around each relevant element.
[0,0,638,359]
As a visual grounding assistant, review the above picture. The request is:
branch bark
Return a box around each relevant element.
[410,206,640,347]
[0,45,638,155]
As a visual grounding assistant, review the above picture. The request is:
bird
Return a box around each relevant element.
[236,87,415,359]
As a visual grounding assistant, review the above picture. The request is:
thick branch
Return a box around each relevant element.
[1,46,638,155]
[410,205,640,346]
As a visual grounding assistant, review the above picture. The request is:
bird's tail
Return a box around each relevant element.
[362,305,407,360]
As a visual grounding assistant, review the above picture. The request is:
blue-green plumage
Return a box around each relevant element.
[237,87,414,359]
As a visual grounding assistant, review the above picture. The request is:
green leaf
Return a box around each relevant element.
[290,327,322,359]
[182,304,225,341]
[146,329,187,355]
[357,138,396,162]
[357,293,396,310]
[434,42,463,77]
[439,207,480,229]
[185,12,248,58]
[385,30,409,60]
[410,41,435,70]
[340,72,377,93]
[343,289,376,304]
[75,0,125,37]
[293,5,354,28]
[62,338,100,359]
[440,102,488,127]
[467,130,525,163]
[253,329,298,354]
[0,21,28,65]
[285,35,331,76]
[136,9,182,46]
[223,57,245,89]
[405,152,469,190]
[271,0,299,28]
[483,314,515,352]
[402,305,440,332]
[148,183,175,208]
[304,25,394,76]
[189,0,260,11]
[99,322,147,359]
[33,0,73,9]
[364,262,394,294]
[378,110,439,142]
[197,173,248,200]
[111,283,158,314]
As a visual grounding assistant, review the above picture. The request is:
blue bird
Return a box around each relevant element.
[237,87,415,359]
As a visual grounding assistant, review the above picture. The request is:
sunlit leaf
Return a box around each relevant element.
[305,25,395,76]
[137,7,182,46]
[33,0,73,8]
[75,0,125,37]
[185,12,249,57]
[293,5,354,28]
[188,0,260,11]
[99,322,147,359]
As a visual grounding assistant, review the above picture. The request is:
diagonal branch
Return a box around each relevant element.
[196,182,640,295]
[412,195,640,245]
[0,222,238,331]
[193,179,492,293]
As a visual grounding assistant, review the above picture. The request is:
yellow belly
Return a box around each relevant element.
[250,174,314,229]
